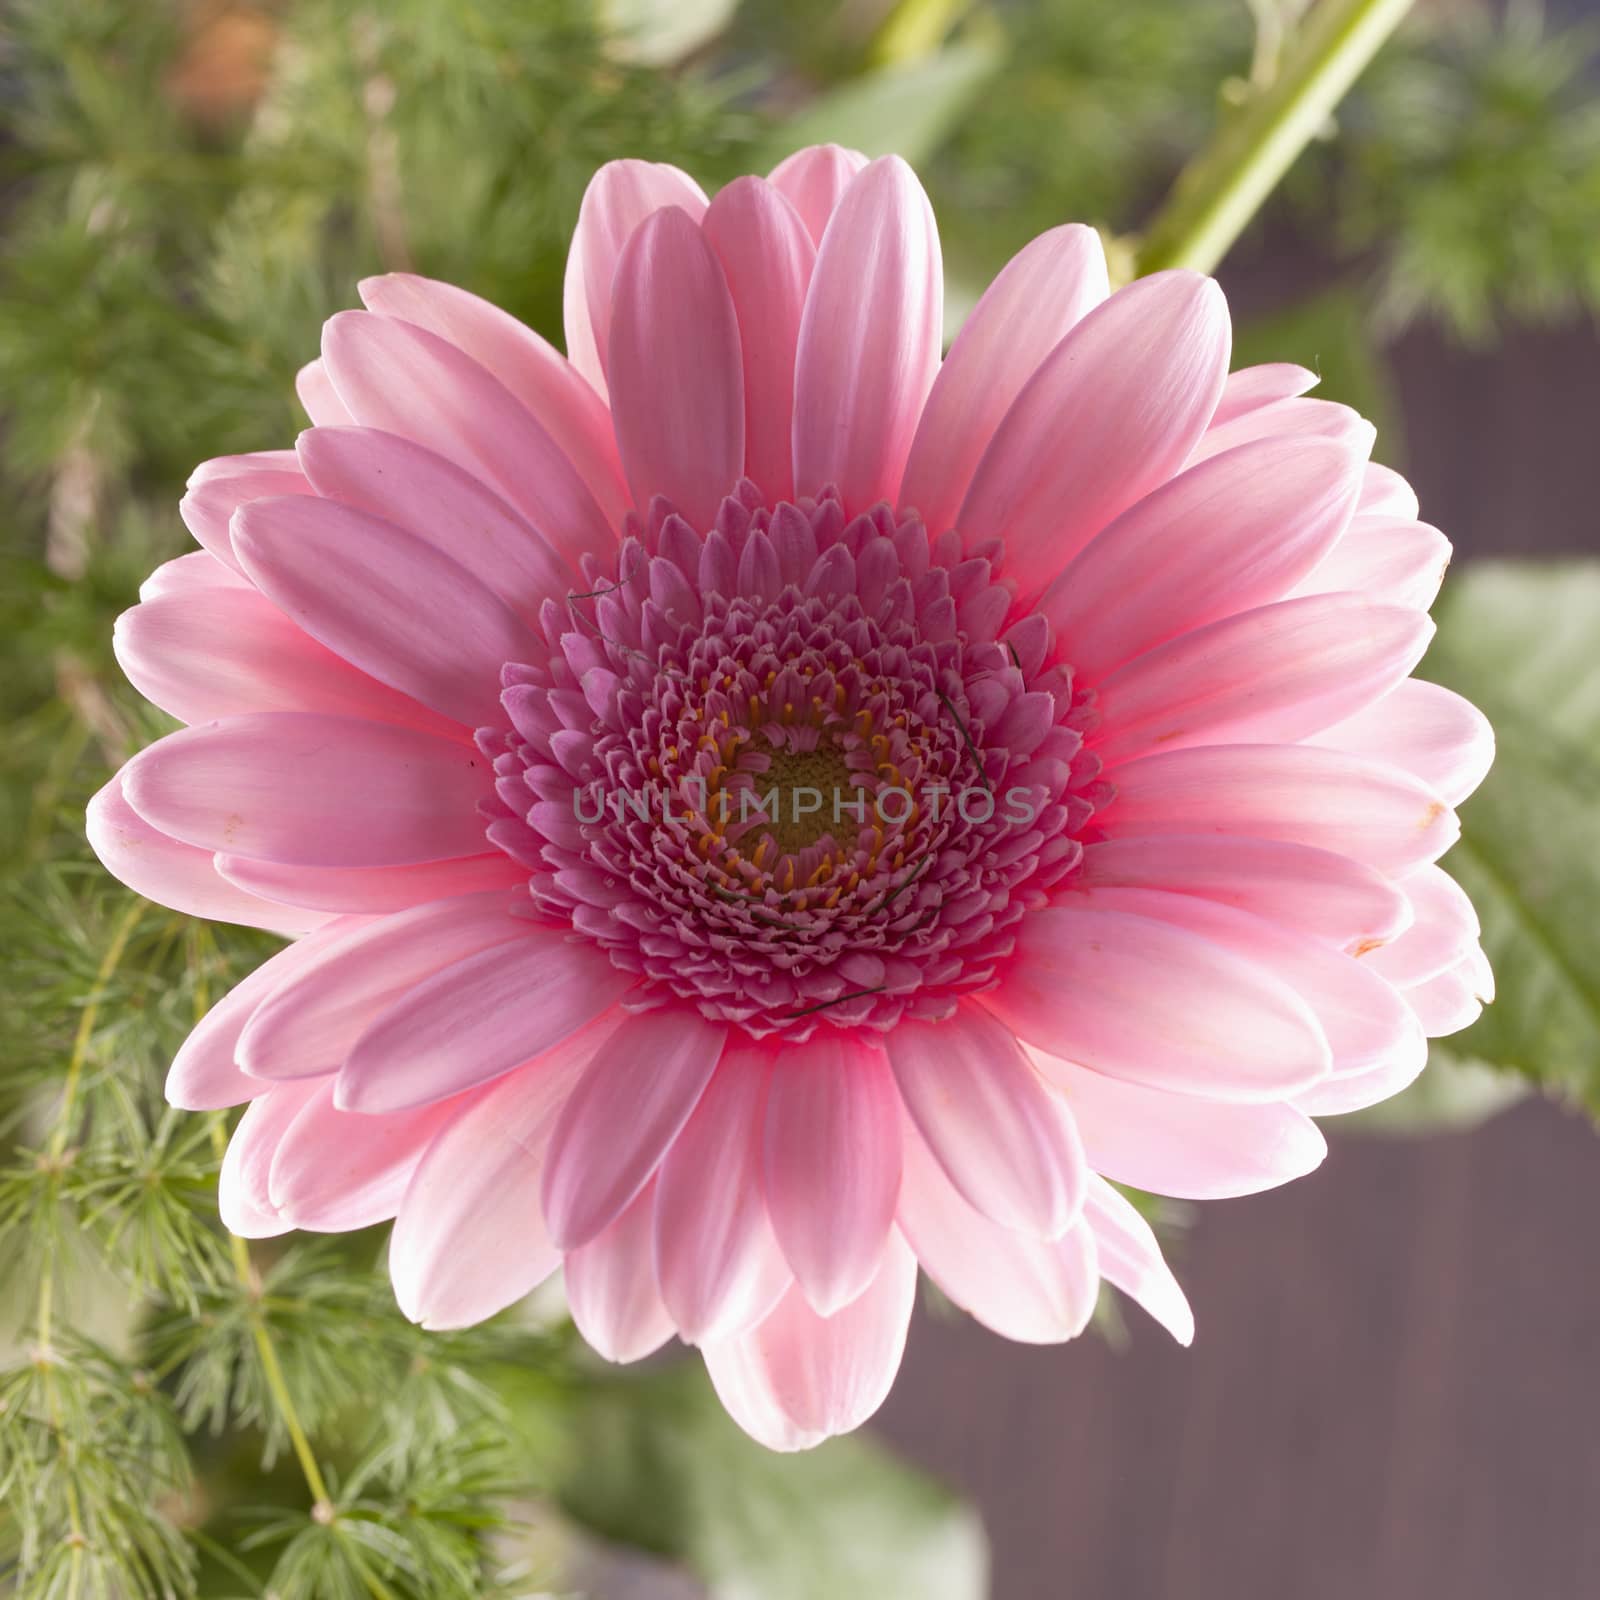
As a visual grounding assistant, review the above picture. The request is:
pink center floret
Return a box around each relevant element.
[478,481,1108,1040]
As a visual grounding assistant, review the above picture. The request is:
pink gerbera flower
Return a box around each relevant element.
[90,146,1494,1450]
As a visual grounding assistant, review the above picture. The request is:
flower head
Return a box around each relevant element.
[92,146,1493,1450]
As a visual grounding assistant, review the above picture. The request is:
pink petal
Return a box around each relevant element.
[138,550,248,602]
[215,853,522,916]
[885,1005,1086,1238]
[87,772,326,936]
[337,930,637,1113]
[233,494,539,729]
[1191,395,1376,464]
[297,427,575,622]
[1079,835,1411,953]
[357,273,629,525]
[1358,462,1420,519]
[1312,678,1494,807]
[1403,958,1487,1036]
[237,889,535,1084]
[792,155,942,514]
[1090,593,1433,763]
[320,310,615,571]
[983,904,1331,1101]
[1361,863,1481,988]
[897,1119,1100,1345]
[1209,362,1317,426]
[766,144,869,246]
[166,921,361,1110]
[563,159,709,398]
[218,1079,324,1238]
[1040,436,1361,681]
[542,1007,727,1250]
[1293,1044,1428,1117]
[1026,1047,1328,1199]
[268,1079,465,1232]
[702,176,816,504]
[389,1016,619,1327]
[565,1180,677,1364]
[762,1033,903,1316]
[294,359,351,425]
[702,1230,916,1452]
[958,270,1229,607]
[1068,885,1424,1082]
[1082,1176,1194,1345]
[653,1041,791,1344]
[179,451,315,572]
[114,583,461,737]
[1099,744,1460,876]
[607,206,745,529]
[1461,936,1497,1006]
[899,224,1109,533]
[1290,516,1452,611]
[122,713,491,868]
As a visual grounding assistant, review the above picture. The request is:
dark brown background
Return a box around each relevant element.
[870,306,1600,1599]
[883,1101,1600,1599]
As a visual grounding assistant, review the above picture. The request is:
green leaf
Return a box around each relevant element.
[756,28,1006,169]
[554,1363,987,1600]
[1419,562,1600,1115]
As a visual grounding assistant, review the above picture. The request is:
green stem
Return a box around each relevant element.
[194,942,353,1568]
[204,1121,331,1508]
[1137,0,1414,276]
[250,1281,332,1504]
[867,0,966,65]
[205,1119,396,1600]
[48,897,143,1162]
[31,898,146,1596]
[35,1272,87,1596]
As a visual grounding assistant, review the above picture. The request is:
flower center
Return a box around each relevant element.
[747,736,869,857]
[478,482,1107,1040]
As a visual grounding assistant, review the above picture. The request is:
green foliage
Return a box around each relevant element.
[145,1242,565,1472]
[238,1426,524,1600]
[0,0,755,493]
[930,0,1247,266]
[0,1332,198,1599]
[1341,1,1600,340]
[926,0,1600,343]
[0,896,259,1322]
[558,1363,988,1599]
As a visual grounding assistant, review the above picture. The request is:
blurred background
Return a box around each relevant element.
[3,1,1599,1596]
